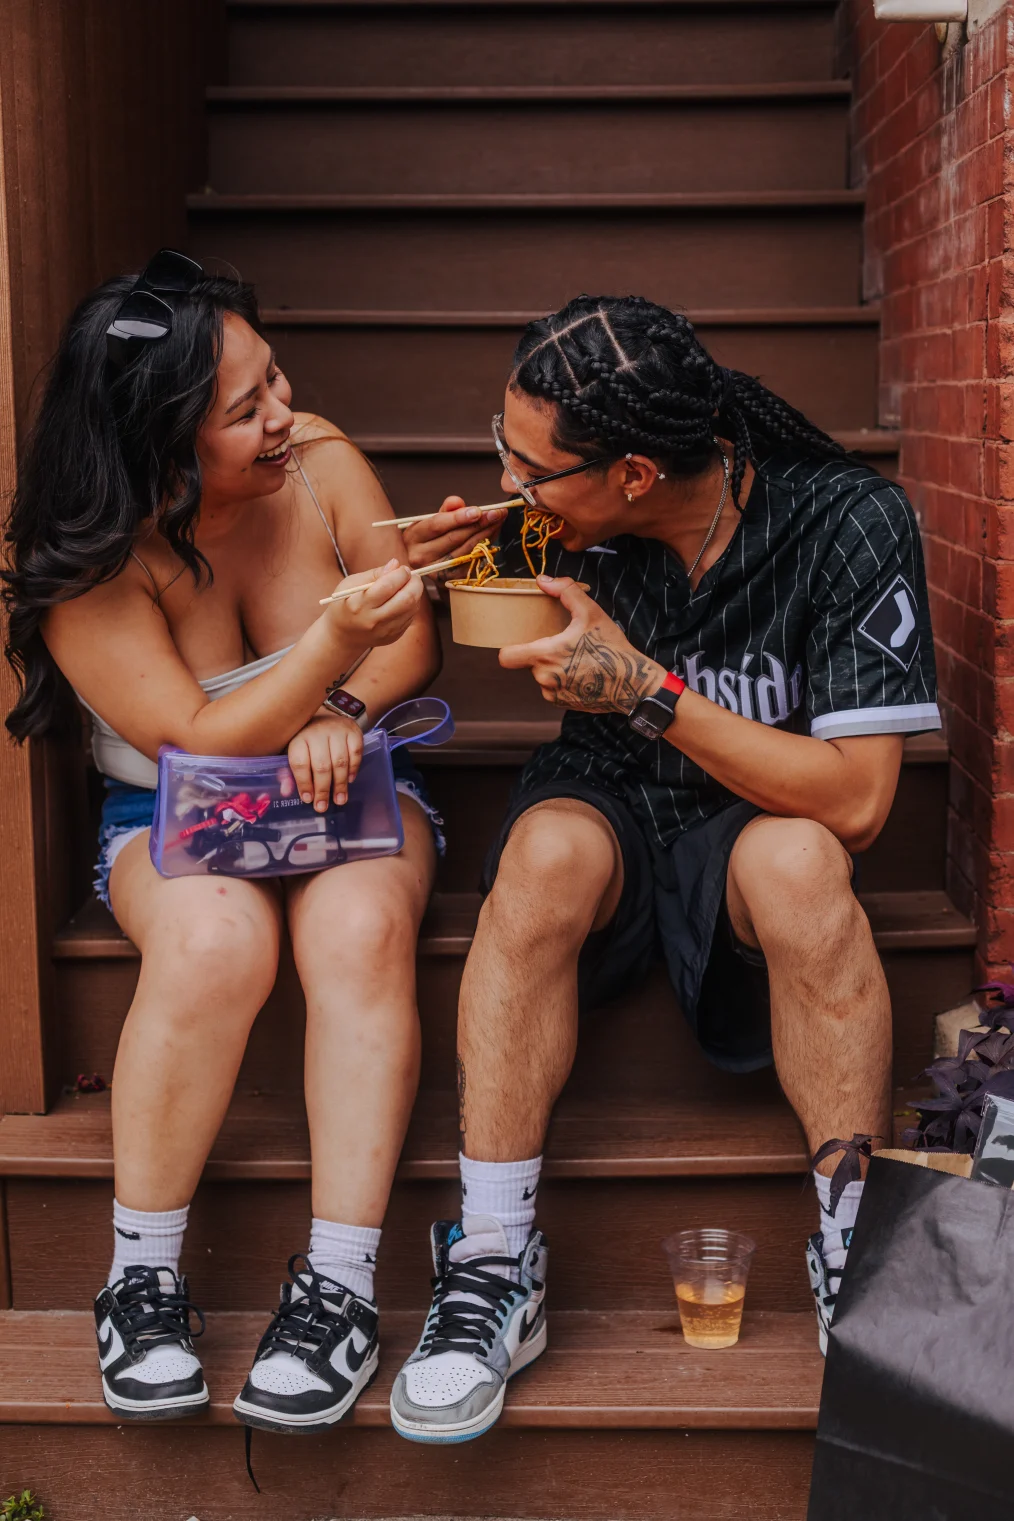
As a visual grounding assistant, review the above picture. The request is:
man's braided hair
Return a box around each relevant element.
[510,295,847,506]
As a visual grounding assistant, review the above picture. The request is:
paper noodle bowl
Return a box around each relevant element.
[446,577,576,648]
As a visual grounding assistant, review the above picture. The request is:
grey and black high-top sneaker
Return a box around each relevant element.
[94,1265,208,1419]
[806,1229,853,1356]
[390,1214,548,1444]
[232,1255,379,1433]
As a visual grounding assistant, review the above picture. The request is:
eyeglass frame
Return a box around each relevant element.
[492,412,612,507]
[105,248,205,370]
[205,818,348,876]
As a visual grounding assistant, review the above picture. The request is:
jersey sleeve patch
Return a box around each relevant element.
[857,574,921,672]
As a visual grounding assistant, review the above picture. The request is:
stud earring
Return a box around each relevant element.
[626,491,634,503]
[658,473,666,481]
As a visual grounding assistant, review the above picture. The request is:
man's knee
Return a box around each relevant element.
[487,804,618,937]
[730,816,856,947]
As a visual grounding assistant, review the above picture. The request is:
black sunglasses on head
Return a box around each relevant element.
[105,248,204,369]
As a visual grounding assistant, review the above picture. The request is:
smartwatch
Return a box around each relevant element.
[628,670,686,740]
[323,685,367,725]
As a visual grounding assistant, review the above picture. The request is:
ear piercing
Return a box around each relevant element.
[626,491,634,503]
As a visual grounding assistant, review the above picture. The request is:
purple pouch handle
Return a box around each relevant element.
[374,697,454,751]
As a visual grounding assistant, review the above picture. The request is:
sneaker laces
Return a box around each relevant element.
[253,1254,352,1370]
[422,1253,524,1359]
[111,1273,205,1358]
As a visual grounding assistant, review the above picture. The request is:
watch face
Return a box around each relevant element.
[630,710,663,739]
[326,689,366,719]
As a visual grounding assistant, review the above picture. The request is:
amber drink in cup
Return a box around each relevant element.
[662,1229,756,1348]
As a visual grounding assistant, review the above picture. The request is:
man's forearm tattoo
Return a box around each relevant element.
[551,630,659,712]
[456,1055,466,1151]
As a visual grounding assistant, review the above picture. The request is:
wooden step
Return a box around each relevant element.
[0,1308,822,1427]
[260,321,879,434]
[52,887,973,965]
[188,189,865,210]
[204,98,850,201]
[209,83,854,102]
[0,1423,817,1521]
[260,304,881,326]
[225,3,838,91]
[0,1089,808,1181]
[187,206,867,312]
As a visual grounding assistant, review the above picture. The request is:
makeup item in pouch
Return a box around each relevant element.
[149,698,453,880]
[971,1085,1014,1187]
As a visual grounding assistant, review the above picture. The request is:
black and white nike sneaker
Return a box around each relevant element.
[390,1214,548,1444]
[806,1229,853,1356]
[94,1265,209,1419]
[232,1255,379,1434]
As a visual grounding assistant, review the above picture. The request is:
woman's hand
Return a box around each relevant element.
[324,558,424,648]
[499,575,665,712]
[401,496,508,575]
[288,713,364,810]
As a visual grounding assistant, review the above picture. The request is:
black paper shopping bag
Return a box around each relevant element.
[807,1150,1014,1520]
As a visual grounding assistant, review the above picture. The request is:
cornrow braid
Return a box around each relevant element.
[510,295,847,508]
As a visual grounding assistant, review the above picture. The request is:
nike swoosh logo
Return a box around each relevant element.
[346,1334,375,1373]
[97,1329,114,1359]
[115,1227,141,1240]
[517,1305,542,1344]
[521,1187,536,1200]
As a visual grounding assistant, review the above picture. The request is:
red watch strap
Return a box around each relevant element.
[660,671,686,698]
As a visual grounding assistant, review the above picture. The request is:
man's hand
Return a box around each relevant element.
[288,713,364,810]
[499,575,665,712]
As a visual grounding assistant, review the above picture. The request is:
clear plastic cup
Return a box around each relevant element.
[662,1228,756,1349]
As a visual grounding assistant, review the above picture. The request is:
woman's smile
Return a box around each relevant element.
[255,437,291,466]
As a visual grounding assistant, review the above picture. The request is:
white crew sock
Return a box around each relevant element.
[308,1218,381,1302]
[108,1199,189,1286]
[460,1153,542,1260]
[814,1173,864,1272]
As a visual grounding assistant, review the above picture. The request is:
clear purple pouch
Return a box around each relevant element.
[149,698,454,880]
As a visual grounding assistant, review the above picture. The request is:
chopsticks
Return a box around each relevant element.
[318,549,484,605]
[371,497,524,529]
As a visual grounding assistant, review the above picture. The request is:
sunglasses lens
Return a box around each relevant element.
[108,290,172,343]
[143,249,203,293]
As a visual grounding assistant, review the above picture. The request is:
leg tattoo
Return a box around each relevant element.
[456,1055,467,1153]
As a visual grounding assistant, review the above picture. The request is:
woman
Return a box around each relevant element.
[3,251,455,1432]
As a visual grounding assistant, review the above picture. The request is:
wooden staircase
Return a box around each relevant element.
[0,3,974,1517]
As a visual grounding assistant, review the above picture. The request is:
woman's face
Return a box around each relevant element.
[197,312,295,502]
[499,387,637,552]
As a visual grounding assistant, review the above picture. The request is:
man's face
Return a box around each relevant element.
[499,389,629,552]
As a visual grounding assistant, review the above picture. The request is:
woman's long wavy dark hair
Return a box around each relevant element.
[3,270,263,740]
[510,294,847,507]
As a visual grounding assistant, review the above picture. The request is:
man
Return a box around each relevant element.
[391,296,939,1443]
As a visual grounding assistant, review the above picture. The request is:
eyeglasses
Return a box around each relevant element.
[205,820,348,876]
[105,248,205,369]
[492,412,609,507]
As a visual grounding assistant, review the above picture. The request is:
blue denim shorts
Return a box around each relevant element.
[94,749,445,908]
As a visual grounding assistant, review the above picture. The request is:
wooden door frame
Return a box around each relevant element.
[0,59,47,1116]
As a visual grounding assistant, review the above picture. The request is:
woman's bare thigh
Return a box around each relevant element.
[108,828,283,954]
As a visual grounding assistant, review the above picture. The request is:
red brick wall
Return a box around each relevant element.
[846,5,1011,973]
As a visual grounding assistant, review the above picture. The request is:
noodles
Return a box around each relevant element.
[462,538,500,585]
[520,505,565,578]
[457,505,565,586]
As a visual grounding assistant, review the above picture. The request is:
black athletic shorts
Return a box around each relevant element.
[480,781,772,1074]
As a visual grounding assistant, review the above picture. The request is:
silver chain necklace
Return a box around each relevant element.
[686,450,730,581]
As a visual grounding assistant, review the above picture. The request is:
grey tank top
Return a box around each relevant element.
[82,457,351,789]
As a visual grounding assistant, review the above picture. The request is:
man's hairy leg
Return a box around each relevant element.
[727,814,893,1173]
[457,799,624,1161]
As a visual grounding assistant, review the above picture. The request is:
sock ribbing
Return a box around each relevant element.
[814,1173,864,1272]
[460,1153,542,1260]
[108,1199,189,1286]
[308,1218,380,1302]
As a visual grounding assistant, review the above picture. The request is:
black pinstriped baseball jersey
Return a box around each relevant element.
[500,448,940,850]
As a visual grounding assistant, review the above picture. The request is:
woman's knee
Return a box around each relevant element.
[146,887,280,1005]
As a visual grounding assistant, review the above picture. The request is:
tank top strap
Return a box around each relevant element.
[130,550,161,601]
[295,454,349,577]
